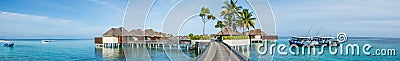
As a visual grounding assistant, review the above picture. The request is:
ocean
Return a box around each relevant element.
[261,37,400,61]
[0,37,399,61]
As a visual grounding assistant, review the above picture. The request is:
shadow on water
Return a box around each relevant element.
[180,45,206,58]
[1,46,14,52]
[95,43,209,61]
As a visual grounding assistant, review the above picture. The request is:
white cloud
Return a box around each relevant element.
[0,11,103,38]
[90,0,124,13]
[271,0,400,37]
[0,11,71,25]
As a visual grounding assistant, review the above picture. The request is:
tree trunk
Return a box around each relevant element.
[249,35,252,47]
[203,22,205,40]
[243,26,245,35]
[220,28,223,35]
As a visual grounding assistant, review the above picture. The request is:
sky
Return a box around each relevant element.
[124,0,274,36]
[270,0,400,37]
[0,0,127,39]
[0,0,399,39]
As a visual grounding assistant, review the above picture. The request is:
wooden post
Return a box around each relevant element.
[249,35,252,48]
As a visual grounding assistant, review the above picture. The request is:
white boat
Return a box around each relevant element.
[2,41,14,47]
[42,40,56,43]
[288,27,341,46]
[288,36,339,46]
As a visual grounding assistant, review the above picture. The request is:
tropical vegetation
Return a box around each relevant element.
[239,9,256,34]
[214,21,226,34]
[219,0,256,36]
[192,0,257,40]
[221,36,249,40]
[220,0,242,32]
[199,7,216,39]
[188,33,248,40]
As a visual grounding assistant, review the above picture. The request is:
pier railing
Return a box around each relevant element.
[198,41,249,61]
[221,42,249,61]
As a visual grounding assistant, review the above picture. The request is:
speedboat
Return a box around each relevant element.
[3,41,14,47]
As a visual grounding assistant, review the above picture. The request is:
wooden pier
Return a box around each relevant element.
[197,42,248,61]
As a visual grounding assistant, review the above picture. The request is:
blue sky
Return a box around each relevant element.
[0,0,399,39]
[270,0,400,37]
[0,0,127,39]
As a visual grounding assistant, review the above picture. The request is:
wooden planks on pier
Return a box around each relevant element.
[197,42,248,61]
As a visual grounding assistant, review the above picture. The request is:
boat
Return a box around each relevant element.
[42,40,55,42]
[289,26,341,46]
[288,36,339,46]
[42,40,56,43]
[3,41,14,47]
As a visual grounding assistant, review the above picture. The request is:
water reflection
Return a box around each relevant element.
[1,46,14,52]
[95,47,126,60]
[94,41,276,61]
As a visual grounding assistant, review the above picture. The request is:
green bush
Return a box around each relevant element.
[188,33,194,38]
[187,33,249,40]
[222,36,249,40]
[188,35,210,40]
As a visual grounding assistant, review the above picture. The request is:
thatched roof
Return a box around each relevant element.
[161,33,171,37]
[246,29,266,36]
[153,32,162,37]
[144,29,155,36]
[217,27,241,36]
[102,27,133,37]
[129,29,144,36]
[130,29,170,37]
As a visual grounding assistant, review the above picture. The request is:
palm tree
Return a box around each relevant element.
[199,7,216,39]
[239,9,256,33]
[220,0,242,31]
[215,21,226,34]
[237,18,245,35]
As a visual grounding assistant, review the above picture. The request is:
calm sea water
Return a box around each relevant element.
[0,39,100,61]
[0,37,399,61]
[257,37,400,61]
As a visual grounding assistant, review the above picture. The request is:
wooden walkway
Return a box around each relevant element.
[197,42,248,61]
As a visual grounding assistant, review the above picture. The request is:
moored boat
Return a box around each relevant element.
[42,40,56,42]
[3,41,14,47]
[288,36,339,46]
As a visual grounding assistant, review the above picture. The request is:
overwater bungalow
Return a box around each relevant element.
[217,27,242,36]
[245,29,266,40]
[95,27,133,47]
[160,32,172,40]
[95,27,174,47]
[245,29,278,41]
[129,29,145,41]
[130,29,171,41]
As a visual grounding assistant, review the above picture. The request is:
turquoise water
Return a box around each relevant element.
[0,39,99,61]
[251,37,400,61]
[1,37,399,61]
